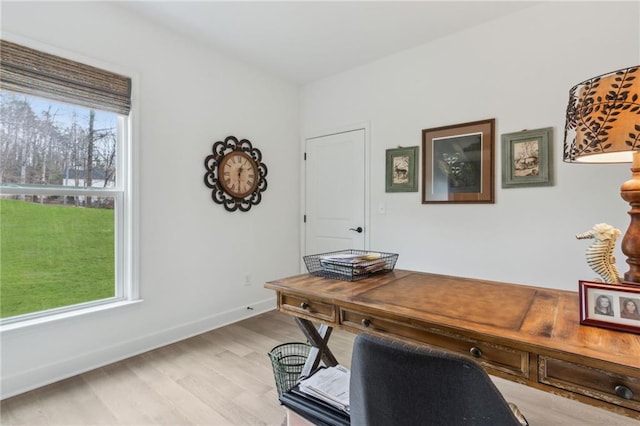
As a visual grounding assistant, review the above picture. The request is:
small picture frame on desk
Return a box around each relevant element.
[579,280,640,334]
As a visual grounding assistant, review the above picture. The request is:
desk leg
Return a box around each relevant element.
[294,317,339,377]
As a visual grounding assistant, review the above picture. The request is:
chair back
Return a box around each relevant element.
[349,333,523,426]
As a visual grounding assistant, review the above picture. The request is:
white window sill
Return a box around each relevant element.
[0,299,143,333]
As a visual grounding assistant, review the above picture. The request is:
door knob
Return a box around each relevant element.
[349,227,363,233]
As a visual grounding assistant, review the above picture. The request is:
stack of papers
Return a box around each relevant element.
[319,253,387,277]
[298,365,350,413]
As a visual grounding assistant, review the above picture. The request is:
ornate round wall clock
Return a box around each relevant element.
[203,136,268,212]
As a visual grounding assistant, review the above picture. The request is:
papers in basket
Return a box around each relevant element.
[298,365,350,413]
[319,253,387,276]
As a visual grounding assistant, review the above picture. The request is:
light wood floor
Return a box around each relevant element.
[1,310,638,425]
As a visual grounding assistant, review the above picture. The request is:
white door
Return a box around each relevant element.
[305,129,366,255]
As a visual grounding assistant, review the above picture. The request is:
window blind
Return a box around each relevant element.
[0,39,131,115]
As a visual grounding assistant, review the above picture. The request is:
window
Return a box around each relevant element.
[0,40,134,323]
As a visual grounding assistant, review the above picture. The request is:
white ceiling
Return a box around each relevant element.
[117,1,539,84]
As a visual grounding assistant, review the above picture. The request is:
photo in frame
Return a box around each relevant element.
[579,280,640,335]
[386,146,419,192]
[422,119,494,204]
[501,127,553,188]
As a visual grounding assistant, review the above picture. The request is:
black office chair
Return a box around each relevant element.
[349,333,528,426]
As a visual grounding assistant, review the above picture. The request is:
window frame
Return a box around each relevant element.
[0,37,139,328]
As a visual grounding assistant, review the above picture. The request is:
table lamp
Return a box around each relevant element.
[564,66,640,284]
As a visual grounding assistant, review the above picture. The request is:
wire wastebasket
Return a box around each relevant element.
[268,342,310,397]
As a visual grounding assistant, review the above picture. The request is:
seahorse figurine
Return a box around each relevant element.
[576,223,622,284]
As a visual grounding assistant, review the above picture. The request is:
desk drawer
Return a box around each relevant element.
[280,293,336,323]
[539,356,640,411]
[341,308,528,379]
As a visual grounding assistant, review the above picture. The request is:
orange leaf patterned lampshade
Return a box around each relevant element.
[564,66,640,163]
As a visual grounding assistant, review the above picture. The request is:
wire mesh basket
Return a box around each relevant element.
[268,342,310,397]
[304,249,398,281]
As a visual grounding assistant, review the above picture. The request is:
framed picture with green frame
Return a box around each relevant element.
[386,146,419,192]
[501,127,553,188]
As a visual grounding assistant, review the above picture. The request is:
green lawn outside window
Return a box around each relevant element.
[0,199,115,318]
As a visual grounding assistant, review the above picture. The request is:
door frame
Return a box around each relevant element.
[299,122,371,273]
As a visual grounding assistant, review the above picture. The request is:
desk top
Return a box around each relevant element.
[265,270,640,370]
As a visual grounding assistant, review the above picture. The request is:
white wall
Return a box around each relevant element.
[301,1,640,291]
[1,2,300,398]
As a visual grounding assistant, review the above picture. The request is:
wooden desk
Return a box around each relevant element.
[265,270,640,419]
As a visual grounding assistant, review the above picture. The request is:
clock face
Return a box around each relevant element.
[219,151,259,198]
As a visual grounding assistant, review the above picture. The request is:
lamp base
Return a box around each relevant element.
[620,151,640,286]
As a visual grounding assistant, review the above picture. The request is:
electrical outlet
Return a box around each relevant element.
[244,273,252,286]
